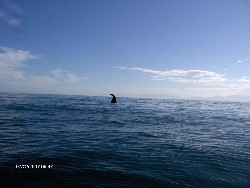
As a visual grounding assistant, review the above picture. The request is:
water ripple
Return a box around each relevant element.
[0,93,250,187]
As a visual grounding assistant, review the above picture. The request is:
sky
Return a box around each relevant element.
[0,0,250,99]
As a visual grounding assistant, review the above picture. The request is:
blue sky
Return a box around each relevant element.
[0,0,250,98]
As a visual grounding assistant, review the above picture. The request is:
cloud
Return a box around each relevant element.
[237,77,250,84]
[0,46,37,67]
[0,1,23,27]
[236,58,249,64]
[50,68,80,83]
[0,46,84,88]
[66,73,80,83]
[116,67,227,85]
[117,66,250,97]
[33,69,82,85]
[51,69,62,79]
[5,1,24,14]
[0,46,37,79]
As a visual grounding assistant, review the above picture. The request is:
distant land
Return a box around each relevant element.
[122,94,250,103]
[183,95,250,103]
[123,94,180,100]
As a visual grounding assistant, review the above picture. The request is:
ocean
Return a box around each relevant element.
[0,93,249,187]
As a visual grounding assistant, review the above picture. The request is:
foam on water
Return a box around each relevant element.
[0,93,250,187]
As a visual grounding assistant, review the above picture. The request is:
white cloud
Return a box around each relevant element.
[116,67,227,85]
[237,77,250,83]
[50,68,80,83]
[0,46,37,66]
[236,58,249,64]
[5,1,24,14]
[0,46,37,79]
[66,73,80,83]
[30,69,82,85]
[1,68,25,79]
[0,46,85,91]
[51,69,62,79]
[8,18,22,27]
[0,1,23,27]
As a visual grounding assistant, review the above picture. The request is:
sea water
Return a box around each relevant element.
[0,93,249,187]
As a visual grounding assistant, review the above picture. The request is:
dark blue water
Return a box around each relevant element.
[0,93,249,187]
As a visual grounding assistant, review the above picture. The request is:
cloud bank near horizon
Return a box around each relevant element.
[116,66,250,97]
[116,66,227,85]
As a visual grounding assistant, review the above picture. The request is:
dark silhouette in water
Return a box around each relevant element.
[110,94,117,103]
